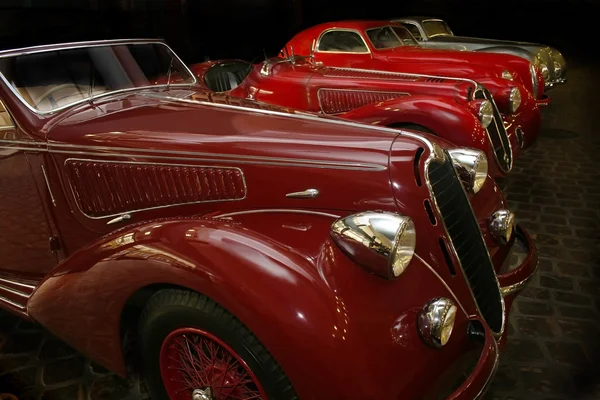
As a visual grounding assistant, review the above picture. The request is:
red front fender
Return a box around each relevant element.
[27,216,341,378]
[339,96,506,176]
[26,211,492,399]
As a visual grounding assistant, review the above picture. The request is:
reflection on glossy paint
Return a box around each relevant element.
[332,295,349,341]
[390,311,415,347]
[101,232,135,250]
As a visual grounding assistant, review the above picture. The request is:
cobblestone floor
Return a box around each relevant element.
[0,59,599,399]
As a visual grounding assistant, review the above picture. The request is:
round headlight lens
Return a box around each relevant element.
[489,209,516,244]
[501,70,514,80]
[330,211,416,279]
[553,61,562,78]
[539,63,550,80]
[448,148,488,194]
[390,218,416,277]
[418,297,458,348]
[509,87,521,113]
[478,100,493,129]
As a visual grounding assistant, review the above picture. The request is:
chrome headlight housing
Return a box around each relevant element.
[478,100,494,129]
[448,148,488,194]
[553,61,562,78]
[530,63,539,98]
[330,211,416,279]
[489,209,516,244]
[418,297,458,348]
[509,87,521,113]
[539,63,550,80]
[501,70,514,80]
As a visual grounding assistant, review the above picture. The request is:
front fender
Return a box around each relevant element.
[27,216,341,378]
[475,46,535,63]
[27,211,492,399]
[339,95,488,154]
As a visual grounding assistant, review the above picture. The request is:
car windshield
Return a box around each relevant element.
[0,42,195,113]
[365,26,418,49]
[422,20,453,38]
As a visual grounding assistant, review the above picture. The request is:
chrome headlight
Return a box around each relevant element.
[478,100,494,129]
[448,148,488,194]
[501,70,514,80]
[418,297,457,348]
[509,87,521,113]
[331,211,416,279]
[539,63,550,80]
[530,63,539,98]
[489,209,515,244]
[553,61,562,78]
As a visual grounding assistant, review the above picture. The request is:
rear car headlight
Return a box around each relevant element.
[331,211,416,279]
[509,87,521,113]
[448,148,488,194]
[418,297,457,348]
[489,209,516,244]
[501,70,514,80]
[478,100,494,129]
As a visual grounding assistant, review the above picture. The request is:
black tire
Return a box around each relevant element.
[390,123,435,135]
[138,289,298,400]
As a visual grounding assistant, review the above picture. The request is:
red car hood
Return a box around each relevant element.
[385,46,523,68]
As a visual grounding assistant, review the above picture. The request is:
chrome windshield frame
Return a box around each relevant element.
[0,39,197,116]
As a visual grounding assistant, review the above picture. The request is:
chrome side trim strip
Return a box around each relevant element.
[41,164,57,207]
[50,141,383,167]
[52,150,385,171]
[0,277,36,290]
[0,283,30,298]
[214,209,341,219]
[0,295,26,310]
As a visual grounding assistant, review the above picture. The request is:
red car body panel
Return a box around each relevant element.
[283,21,546,104]
[190,58,541,177]
[0,40,537,399]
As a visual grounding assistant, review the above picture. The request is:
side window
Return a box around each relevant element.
[318,30,369,53]
[0,101,15,130]
[402,23,423,41]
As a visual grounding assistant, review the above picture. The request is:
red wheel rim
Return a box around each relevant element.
[160,327,267,400]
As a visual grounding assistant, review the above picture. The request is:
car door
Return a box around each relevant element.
[313,29,373,68]
[0,99,58,312]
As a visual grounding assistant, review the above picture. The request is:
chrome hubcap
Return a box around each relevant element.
[192,388,214,400]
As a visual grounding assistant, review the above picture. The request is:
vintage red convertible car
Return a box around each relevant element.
[283,21,548,105]
[0,39,537,399]
[189,55,541,178]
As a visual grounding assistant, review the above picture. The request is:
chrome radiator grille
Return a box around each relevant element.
[478,88,513,173]
[427,155,504,334]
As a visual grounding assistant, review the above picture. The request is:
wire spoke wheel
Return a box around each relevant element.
[160,327,266,400]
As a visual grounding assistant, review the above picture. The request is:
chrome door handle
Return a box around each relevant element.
[107,214,131,225]
[286,188,319,199]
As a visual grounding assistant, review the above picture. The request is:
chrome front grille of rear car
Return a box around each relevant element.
[476,87,513,173]
[427,153,504,334]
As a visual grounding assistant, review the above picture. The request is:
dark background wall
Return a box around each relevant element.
[0,0,597,63]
